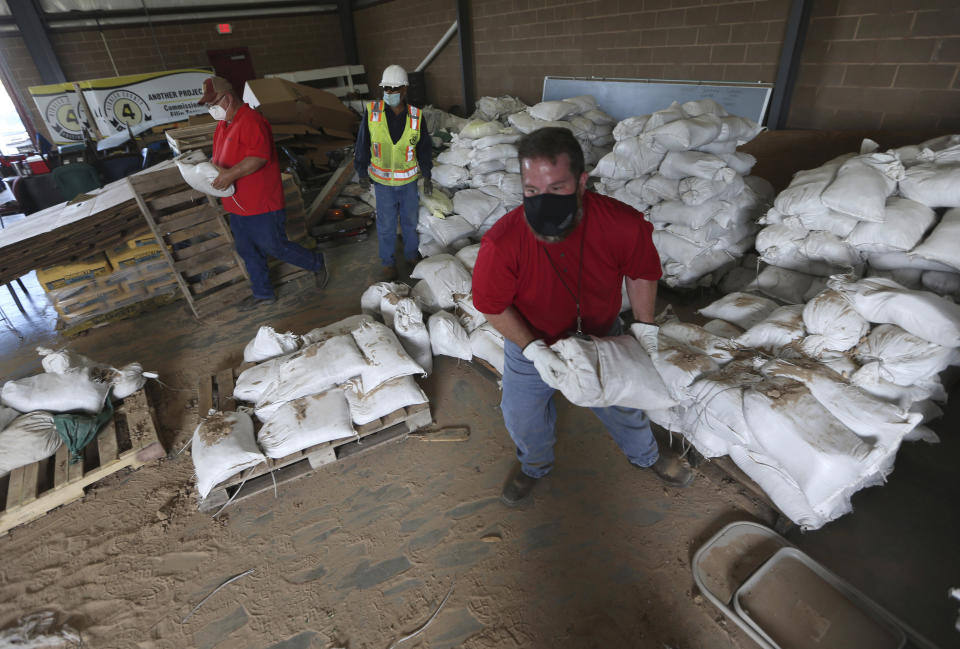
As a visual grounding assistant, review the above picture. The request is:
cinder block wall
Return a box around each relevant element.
[0,12,345,139]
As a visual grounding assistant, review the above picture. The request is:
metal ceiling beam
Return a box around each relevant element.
[455,0,474,113]
[767,0,812,129]
[7,0,65,84]
[338,0,359,65]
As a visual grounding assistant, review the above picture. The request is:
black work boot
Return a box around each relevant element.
[500,463,539,507]
[643,445,694,488]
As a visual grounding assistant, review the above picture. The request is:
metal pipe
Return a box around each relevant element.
[415,20,457,73]
[98,22,120,76]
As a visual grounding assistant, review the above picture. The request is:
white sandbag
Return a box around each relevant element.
[36,347,98,374]
[909,207,960,271]
[717,265,756,295]
[473,143,518,165]
[1,369,110,415]
[659,151,734,182]
[545,337,603,405]
[649,199,742,231]
[801,288,869,354]
[716,115,763,144]
[469,323,505,374]
[649,335,720,401]
[234,356,286,403]
[351,320,426,392]
[410,254,472,309]
[696,139,739,155]
[854,323,959,386]
[472,132,522,149]
[681,98,728,118]
[850,366,946,409]
[595,148,660,180]
[662,245,745,288]
[302,314,374,345]
[763,358,921,448]
[898,163,960,207]
[612,115,649,141]
[410,280,443,314]
[193,411,264,499]
[659,320,736,362]
[583,108,615,125]
[254,335,368,421]
[453,188,502,228]
[678,175,744,206]
[783,210,861,238]
[474,95,527,121]
[846,197,937,254]
[455,243,481,272]
[798,231,862,269]
[727,444,821,530]
[568,115,599,138]
[109,363,150,399]
[424,212,476,248]
[698,292,780,330]
[459,119,502,139]
[652,230,710,267]
[820,154,900,222]
[637,174,680,204]
[773,154,853,216]
[921,270,960,297]
[642,114,722,152]
[470,159,507,174]
[703,319,744,338]
[828,275,960,347]
[867,250,957,273]
[735,305,806,353]
[643,102,687,131]
[360,282,410,316]
[612,135,668,173]
[681,360,755,458]
[0,411,59,478]
[720,152,757,175]
[562,95,598,113]
[455,293,487,333]
[343,376,428,426]
[175,150,234,197]
[428,311,472,360]
[379,291,403,328]
[528,100,579,121]
[432,164,471,188]
[437,145,473,167]
[393,298,432,376]
[257,389,355,458]
[748,265,816,304]
[243,325,301,363]
[0,405,19,431]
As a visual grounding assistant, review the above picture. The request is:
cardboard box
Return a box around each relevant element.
[242,78,357,139]
[36,253,112,292]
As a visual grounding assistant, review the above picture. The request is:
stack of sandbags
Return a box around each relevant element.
[507,95,617,167]
[231,315,428,462]
[756,135,960,299]
[591,99,772,288]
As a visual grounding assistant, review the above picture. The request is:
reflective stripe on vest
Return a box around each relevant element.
[367,100,422,186]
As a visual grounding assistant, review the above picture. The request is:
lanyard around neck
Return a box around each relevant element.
[541,218,587,336]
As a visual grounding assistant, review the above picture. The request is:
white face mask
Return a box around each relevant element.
[208,105,227,121]
[383,92,401,107]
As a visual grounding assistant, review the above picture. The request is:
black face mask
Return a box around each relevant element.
[523,191,579,239]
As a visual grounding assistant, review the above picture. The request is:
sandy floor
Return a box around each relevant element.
[0,237,804,648]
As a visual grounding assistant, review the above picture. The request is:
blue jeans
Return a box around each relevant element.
[500,338,659,479]
[373,181,420,266]
[229,209,322,299]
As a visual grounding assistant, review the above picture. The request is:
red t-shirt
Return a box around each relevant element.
[472,191,662,344]
[211,103,283,216]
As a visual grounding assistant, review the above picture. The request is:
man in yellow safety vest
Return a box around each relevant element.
[355,64,433,281]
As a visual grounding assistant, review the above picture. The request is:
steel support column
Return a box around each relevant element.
[8,0,66,84]
[455,0,475,114]
[338,0,359,66]
[767,0,812,129]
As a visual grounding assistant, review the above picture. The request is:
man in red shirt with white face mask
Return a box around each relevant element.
[199,76,328,311]
[472,127,693,506]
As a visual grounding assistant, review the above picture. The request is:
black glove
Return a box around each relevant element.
[423,178,433,196]
[359,176,371,191]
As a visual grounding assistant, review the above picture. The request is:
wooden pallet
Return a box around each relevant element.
[0,390,165,536]
[196,368,433,512]
[128,166,252,319]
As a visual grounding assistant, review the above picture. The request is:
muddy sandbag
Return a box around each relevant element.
[343,376,428,426]
[393,297,432,376]
[302,314,374,345]
[0,411,60,477]
[193,411,264,499]
[257,389,356,458]
[351,320,426,392]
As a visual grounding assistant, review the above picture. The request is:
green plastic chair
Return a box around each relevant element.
[52,162,102,202]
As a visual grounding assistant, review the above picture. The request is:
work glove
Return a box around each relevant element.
[422,178,433,196]
[358,176,371,191]
[522,340,567,388]
[629,322,660,357]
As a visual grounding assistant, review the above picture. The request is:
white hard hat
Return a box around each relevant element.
[380,65,409,87]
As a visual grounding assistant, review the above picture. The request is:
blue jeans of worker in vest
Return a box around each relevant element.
[500,331,659,479]
[373,180,420,267]
[229,209,323,300]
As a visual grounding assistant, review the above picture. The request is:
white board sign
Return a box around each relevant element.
[543,77,773,125]
[30,69,213,144]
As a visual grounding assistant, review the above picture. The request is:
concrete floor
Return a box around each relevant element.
[0,229,956,648]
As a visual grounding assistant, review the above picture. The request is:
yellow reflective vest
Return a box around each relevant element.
[367,100,422,186]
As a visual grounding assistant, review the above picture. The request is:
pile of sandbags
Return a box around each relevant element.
[624,275,958,530]
[755,135,960,300]
[591,99,773,287]
[227,315,429,470]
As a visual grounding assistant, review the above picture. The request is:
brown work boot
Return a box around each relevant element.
[500,463,539,507]
[643,446,694,488]
[380,265,398,281]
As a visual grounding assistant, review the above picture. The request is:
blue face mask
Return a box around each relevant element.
[384,92,401,107]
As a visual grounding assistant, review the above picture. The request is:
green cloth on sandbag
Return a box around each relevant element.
[54,394,114,464]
